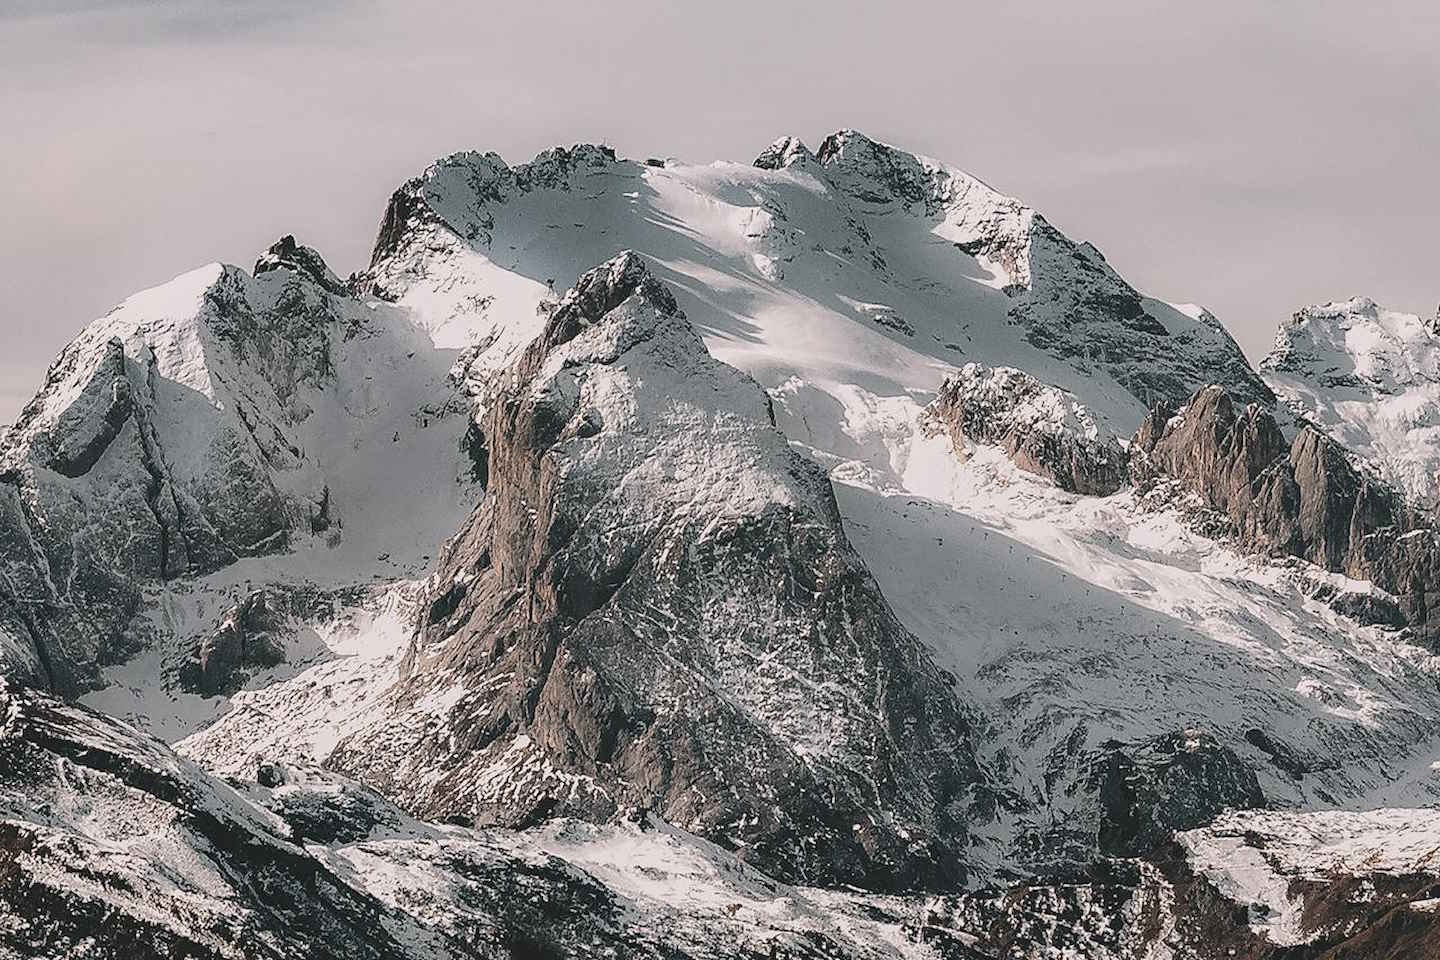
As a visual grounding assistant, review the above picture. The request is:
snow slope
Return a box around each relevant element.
[838,436,1440,863]
[362,131,1265,441]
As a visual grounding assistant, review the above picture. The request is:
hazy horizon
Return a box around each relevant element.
[2,0,1436,422]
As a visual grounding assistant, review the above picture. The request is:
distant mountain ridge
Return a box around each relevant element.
[1263,296,1440,508]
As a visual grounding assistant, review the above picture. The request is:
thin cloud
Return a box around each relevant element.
[1,0,365,39]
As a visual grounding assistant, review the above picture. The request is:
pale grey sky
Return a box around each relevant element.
[2,0,1436,422]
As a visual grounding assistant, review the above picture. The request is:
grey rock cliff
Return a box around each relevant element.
[329,253,992,891]
[1130,385,1440,630]
[178,589,288,696]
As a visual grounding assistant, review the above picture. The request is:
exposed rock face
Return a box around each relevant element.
[1087,730,1263,859]
[1130,384,1440,628]
[1131,386,1294,526]
[0,263,347,695]
[179,589,287,696]
[329,254,989,891]
[928,363,1130,495]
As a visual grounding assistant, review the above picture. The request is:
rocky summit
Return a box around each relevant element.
[2,131,1438,959]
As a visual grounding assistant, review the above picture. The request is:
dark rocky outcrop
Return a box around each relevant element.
[1086,730,1263,859]
[1130,384,1440,628]
[254,234,345,294]
[928,363,1130,495]
[178,589,287,696]
[329,253,992,892]
[1300,572,1408,629]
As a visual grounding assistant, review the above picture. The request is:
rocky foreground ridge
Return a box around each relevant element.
[6,675,1438,959]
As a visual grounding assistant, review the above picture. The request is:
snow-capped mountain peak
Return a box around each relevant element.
[1264,296,1440,389]
[253,233,345,293]
[1262,296,1440,506]
[752,134,816,170]
[0,236,472,695]
[4,130,1439,958]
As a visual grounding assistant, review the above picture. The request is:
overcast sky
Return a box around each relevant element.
[2,0,1436,422]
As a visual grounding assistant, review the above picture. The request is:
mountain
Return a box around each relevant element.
[357,130,1269,437]
[1,130,1437,958]
[1263,297,1440,509]
[323,252,989,890]
[0,237,475,731]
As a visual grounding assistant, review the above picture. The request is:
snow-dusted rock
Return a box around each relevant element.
[928,363,1130,495]
[0,262,325,693]
[177,588,287,696]
[1176,806,1440,955]
[253,233,345,294]
[0,678,427,959]
[752,135,817,170]
[1128,384,1440,630]
[1263,296,1440,509]
[0,239,469,696]
[328,254,989,891]
[1,679,970,959]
